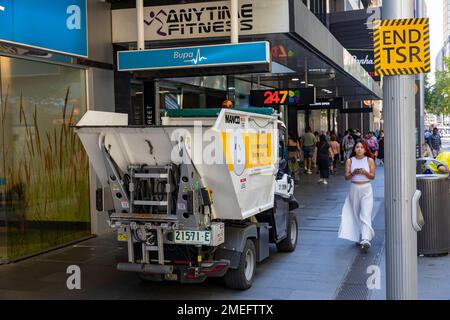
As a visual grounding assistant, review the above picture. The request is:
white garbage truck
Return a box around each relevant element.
[75,107,299,289]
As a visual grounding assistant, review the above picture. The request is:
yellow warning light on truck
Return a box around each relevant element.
[373,18,430,76]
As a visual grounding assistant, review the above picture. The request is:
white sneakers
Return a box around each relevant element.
[360,239,371,253]
[307,170,312,174]
[323,179,328,185]
[317,179,328,185]
[317,179,323,183]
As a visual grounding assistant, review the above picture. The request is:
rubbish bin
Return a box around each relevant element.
[416,173,450,256]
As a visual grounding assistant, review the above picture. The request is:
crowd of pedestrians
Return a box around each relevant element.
[288,128,384,185]
[285,127,382,254]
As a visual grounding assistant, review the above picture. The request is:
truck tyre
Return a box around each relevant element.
[276,213,298,252]
[224,239,256,290]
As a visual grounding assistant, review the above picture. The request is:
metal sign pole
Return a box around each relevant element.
[418,0,426,147]
[383,0,418,300]
[230,0,239,43]
[137,0,145,50]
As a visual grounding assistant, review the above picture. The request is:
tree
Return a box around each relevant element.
[426,57,450,116]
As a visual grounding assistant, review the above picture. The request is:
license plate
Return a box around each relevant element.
[174,230,211,245]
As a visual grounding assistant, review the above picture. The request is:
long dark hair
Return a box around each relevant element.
[350,140,374,159]
[317,134,328,150]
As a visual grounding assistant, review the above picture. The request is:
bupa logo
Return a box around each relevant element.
[225,115,240,125]
[173,49,207,65]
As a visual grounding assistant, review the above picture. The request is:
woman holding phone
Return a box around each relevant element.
[338,140,376,253]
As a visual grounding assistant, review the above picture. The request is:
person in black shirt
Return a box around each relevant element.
[317,134,331,185]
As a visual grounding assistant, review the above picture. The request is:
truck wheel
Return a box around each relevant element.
[224,239,256,290]
[276,213,298,252]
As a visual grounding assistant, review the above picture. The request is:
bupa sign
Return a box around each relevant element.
[0,0,87,57]
[117,41,270,71]
[373,18,430,76]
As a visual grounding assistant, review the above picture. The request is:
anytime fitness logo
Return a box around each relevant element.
[143,4,253,38]
[144,9,168,36]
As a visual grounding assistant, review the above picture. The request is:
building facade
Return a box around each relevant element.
[1,0,381,262]
[0,0,115,262]
[437,0,450,71]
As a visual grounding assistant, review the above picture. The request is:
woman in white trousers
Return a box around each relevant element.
[338,141,376,253]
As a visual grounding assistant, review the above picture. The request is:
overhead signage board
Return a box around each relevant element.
[117,41,270,71]
[349,50,380,82]
[112,0,289,43]
[0,0,87,57]
[302,97,344,110]
[249,88,316,107]
[341,107,373,114]
[373,18,430,76]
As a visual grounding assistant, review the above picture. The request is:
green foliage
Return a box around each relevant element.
[426,57,450,115]
[0,86,90,260]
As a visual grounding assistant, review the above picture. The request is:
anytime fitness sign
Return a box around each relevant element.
[112,0,289,42]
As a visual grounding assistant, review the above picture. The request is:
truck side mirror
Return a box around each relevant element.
[279,159,287,171]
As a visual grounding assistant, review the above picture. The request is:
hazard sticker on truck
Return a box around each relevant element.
[240,178,247,191]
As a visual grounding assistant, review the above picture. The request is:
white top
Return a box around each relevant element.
[350,156,370,182]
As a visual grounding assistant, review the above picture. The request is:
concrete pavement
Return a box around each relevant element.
[1,162,449,300]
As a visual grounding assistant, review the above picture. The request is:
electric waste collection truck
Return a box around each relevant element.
[75,107,299,289]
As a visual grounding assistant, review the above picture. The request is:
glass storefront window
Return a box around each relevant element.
[297,111,306,137]
[0,56,89,261]
[310,109,329,133]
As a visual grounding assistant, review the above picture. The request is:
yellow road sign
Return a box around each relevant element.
[374,18,430,76]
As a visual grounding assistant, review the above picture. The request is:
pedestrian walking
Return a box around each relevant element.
[430,127,442,157]
[329,134,340,173]
[340,131,349,164]
[338,140,376,253]
[353,129,362,143]
[302,127,316,174]
[288,132,301,182]
[343,135,354,161]
[367,132,379,157]
[424,129,432,147]
[377,131,384,166]
[317,134,331,185]
[312,131,319,170]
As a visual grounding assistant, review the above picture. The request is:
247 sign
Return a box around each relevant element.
[373,18,430,76]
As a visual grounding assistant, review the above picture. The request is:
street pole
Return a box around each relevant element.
[418,0,426,148]
[383,0,418,300]
[136,0,144,50]
[230,0,239,43]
